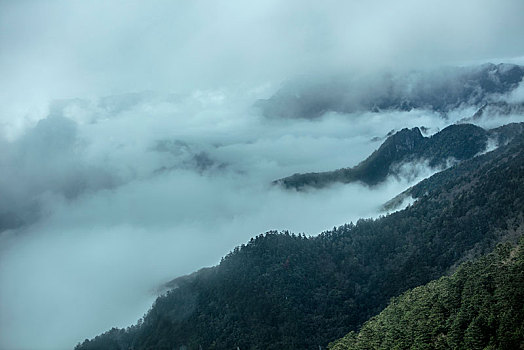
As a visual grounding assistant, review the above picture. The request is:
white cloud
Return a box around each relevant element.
[504,78,524,104]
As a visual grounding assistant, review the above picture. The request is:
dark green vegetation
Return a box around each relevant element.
[329,239,524,350]
[76,132,524,349]
[257,63,524,119]
[275,122,522,190]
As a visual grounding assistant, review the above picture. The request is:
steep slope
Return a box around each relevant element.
[275,126,427,189]
[76,133,524,350]
[383,122,524,211]
[329,239,524,350]
[275,123,523,190]
[257,63,524,119]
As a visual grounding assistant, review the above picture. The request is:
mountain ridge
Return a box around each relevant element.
[275,122,523,190]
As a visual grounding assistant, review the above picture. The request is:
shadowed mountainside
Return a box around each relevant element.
[275,122,523,190]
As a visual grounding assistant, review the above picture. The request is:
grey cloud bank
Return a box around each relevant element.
[257,63,524,120]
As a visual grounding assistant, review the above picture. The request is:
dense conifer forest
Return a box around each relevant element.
[329,238,524,349]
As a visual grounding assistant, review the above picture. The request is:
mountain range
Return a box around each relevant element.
[256,63,524,119]
[75,126,523,350]
[73,63,524,349]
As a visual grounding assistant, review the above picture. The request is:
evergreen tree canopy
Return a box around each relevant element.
[329,238,524,350]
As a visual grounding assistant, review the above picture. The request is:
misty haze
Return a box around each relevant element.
[1,1,523,350]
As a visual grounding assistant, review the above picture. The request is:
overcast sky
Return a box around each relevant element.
[1,1,524,349]
[1,0,524,136]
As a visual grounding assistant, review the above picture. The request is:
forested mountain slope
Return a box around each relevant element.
[329,238,524,350]
[275,122,522,190]
[76,133,524,350]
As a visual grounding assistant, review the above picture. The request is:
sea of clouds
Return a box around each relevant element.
[2,86,522,349]
[1,1,524,349]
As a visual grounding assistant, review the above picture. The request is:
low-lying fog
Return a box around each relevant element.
[1,88,521,350]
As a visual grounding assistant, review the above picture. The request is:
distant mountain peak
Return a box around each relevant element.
[257,63,524,119]
[378,127,424,155]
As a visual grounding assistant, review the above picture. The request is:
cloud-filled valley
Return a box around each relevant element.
[1,1,524,349]
[1,82,523,349]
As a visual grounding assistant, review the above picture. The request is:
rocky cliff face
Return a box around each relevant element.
[374,127,424,159]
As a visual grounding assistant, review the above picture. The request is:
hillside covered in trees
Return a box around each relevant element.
[75,132,523,349]
[329,238,524,350]
[275,122,523,190]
